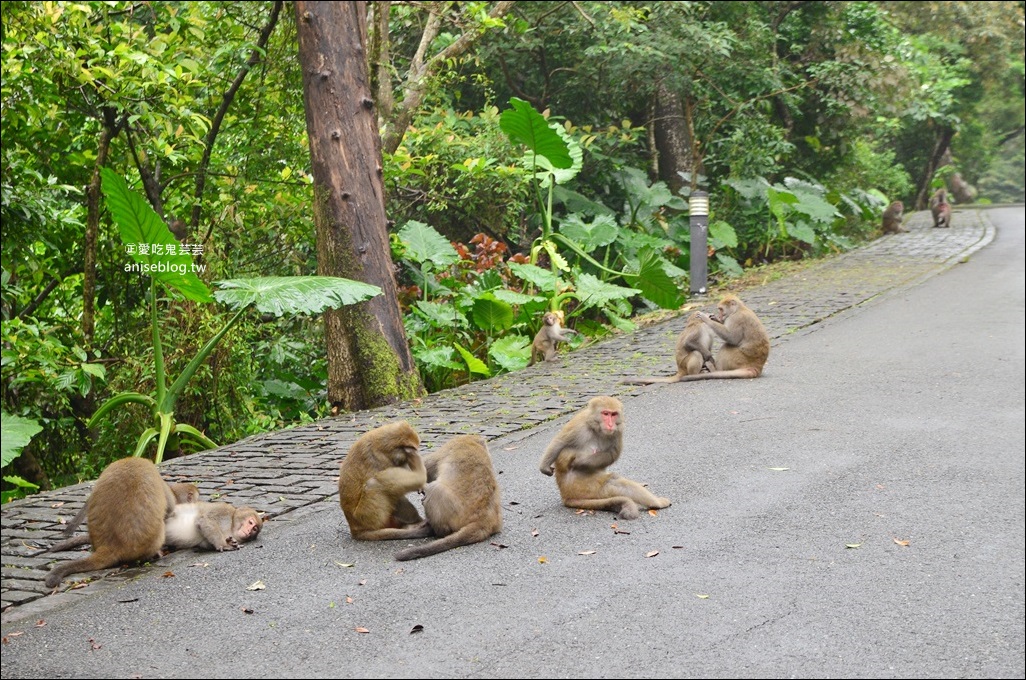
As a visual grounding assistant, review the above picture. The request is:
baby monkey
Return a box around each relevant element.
[164,502,263,552]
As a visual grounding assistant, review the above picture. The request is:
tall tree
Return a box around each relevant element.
[294,0,422,411]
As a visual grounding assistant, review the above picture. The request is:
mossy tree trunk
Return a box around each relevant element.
[295,0,423,411]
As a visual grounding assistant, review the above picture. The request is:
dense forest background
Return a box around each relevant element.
[2,1,1024,496]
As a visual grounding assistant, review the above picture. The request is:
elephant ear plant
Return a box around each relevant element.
[92,168,382,463]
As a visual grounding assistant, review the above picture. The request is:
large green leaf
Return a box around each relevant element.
[100,167,213,303]
[413,300,469,328]
[500,97,572,169]
[489,335,531,372]
[471,295,514,332]
[396,220,460,268]
[1,413,43,468]
[508,262,565,291]
[454,343,491,376]
[212,277,381,316]
[709,220,739,249]
[559,214,619,251]
[633,247,685,309]
[574,272,641,309]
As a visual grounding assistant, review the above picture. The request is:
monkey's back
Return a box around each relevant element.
[86,458,169,561]
[423,436,502,535]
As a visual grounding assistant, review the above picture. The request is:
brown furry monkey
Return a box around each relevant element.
[625,312,716,384]
[43,458,178,588]
[674,294,770,381]
[338,421,433,541]
[930,189,951,228]
[528,311,579,365]
[881,200,907,233]
[164,502,263,551]
[40,481,200,555]
[394,434,502,561]
[538,396,670,520]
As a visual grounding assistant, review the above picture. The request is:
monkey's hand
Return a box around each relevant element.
[540,464,555,477]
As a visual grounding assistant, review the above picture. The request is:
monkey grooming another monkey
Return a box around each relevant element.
[528,311,579,366]
[538,396,670,520]
[881,200,907,233]
[394,434,502,561]
[624,312,716,384]
[40,481,200,555]
[338,421,433,541]
[930,189,952,228]
[43,458,179,588]
[673,294,770,382]
[164,502,263,552]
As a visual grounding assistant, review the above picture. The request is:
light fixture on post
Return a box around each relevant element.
[689,190,709,295]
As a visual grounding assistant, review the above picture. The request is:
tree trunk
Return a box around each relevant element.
[652,81,702,195]
[915,125,954,210]
[295,0,423,411]
[939,147,977,204]
[82,110,117,349]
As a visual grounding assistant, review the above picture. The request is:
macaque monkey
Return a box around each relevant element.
[338,421,433,541]
[930,189,951,228]
[538,396,670,520]
[625,312,716,384]
[394,435,502,561]
[43,458,179,588]
[881,200,907,233]
[40,481,200,555]
[164,502,263,552]
[528,311,579,366]
[674,294,770,381]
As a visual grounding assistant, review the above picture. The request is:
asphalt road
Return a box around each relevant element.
[1,207,1023,679]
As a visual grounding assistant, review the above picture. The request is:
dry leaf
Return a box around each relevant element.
[241,607,254,614]
[345,596,353,604]
[161,571,175,578]
[531,528,539,537]
[538,556,547,564]
[672,545,684,549]
[893,537,910,547]
[116,598,139,604]
[335,562,355,568]
[188,562,209,568]
[645,550,659,558]
[648,509,658,516]
[88,638,102,651]
[246,580,266,591]
[52,502,66,508]
[695,594,710,599]
[577,550,597,555]
[34,620,46,628]
[354,627,370,634]
[490,542,508,549]
[845,543,862,549]
[767,467,790,471]
[410,624,424,634]
[358,579,367,586]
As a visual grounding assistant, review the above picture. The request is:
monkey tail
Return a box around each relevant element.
[34,533,92,556]
[676,367,761,381]
[564,497,640,520]
[393,524,493,561]
[44,551,119,589]
[621,374,683,385]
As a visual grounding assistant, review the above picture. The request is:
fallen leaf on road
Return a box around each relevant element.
[648,509,658,516]
[188,562,209,568]
[645,550,659,558]
[577,550,596,555]
[241,607,254,614]
[491,542,508,549]
[246,580,266,591]
[531,528,539,537]
[34,620,46,628]
[845,543,862,549]
[767,467,790,471]
[410,624,424,634]
[695,594,710,599]
[161,571,175,578]
[893,537,910,547]
[355,627,370,634]
[346,596,353,604]
[358,579,367,586]
[335,561,355,568]
[538,556,547,564]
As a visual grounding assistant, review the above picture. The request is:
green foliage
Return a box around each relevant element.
[1,412,43,502]
[91,170,382,463]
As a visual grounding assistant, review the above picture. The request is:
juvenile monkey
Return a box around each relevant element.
[881,200,907,233]
[43,458,178,588]
[538,396,670,520]
[394,434,502,561]
[675,294,770,381]
[625,312,716,384]
[930,189,952,228]
[338,421,433,541]
[528,311,579,366]
[164,502,262,552]
[40,481,200,554]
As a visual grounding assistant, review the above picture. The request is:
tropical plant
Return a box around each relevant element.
[91,169,382,463]
[1,412,43,502]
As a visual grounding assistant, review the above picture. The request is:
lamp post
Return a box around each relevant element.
[689,190,709,295]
